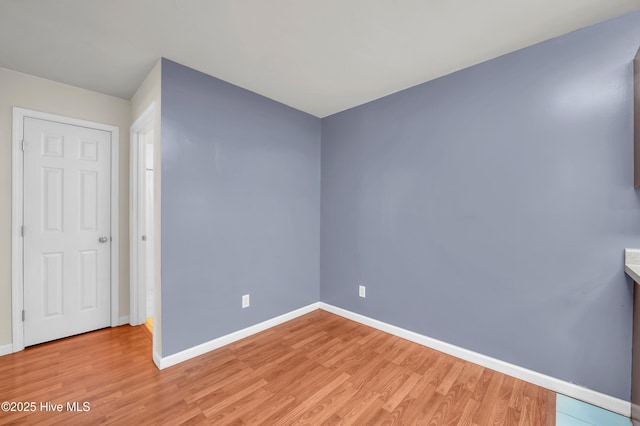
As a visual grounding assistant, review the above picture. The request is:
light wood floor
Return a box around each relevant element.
[145,317,153,334]
[0,310,555,425]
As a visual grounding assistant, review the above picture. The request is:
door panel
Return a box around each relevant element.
[79,249,98,311]
[79,171,98,230]
[23,117,111,346]
[42,168,64,231]
[42,252,63,317]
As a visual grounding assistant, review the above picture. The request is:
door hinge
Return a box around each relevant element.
[20,226,24,237]
[21,140,25,151]
[21,310,25,322]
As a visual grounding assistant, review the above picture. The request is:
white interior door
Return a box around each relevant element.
[23,117,111,346]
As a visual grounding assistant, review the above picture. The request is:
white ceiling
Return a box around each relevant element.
[0,1,639,117]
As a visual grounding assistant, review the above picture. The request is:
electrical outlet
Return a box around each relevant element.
[359,285,366,298]
[242,294,250,308]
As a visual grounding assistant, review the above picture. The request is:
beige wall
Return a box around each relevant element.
[130,61,162,358]
[0,67,131,347]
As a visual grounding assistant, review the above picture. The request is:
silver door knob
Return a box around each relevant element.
[98,236,108,243]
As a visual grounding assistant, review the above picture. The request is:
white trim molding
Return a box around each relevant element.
[0,344,13,357]
[11,107,120,353]
[153,350,162,369]
[119,316,130,326]
[318,303,631,418]
[11,108,24,352]
[157,303,320,369]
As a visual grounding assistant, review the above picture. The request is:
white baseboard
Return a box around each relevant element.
[0,343,13,357]
[153,350,162,369]
[157,302,320,370]
[149,300,632,417]
[318,302,631,417]
[5,316,131,356]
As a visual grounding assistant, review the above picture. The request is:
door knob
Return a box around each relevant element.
[98,236,108,243]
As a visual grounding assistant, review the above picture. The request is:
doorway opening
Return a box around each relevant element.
[130,104,155,332]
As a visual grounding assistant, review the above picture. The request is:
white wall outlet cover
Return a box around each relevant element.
[359,285,366,298]
[242,294,250,308]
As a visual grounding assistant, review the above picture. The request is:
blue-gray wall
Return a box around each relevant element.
[320,10,640,400]
[161,59,320,356]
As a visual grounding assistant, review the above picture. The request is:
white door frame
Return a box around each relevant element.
[11,107,120,352]
[130,103,154,326]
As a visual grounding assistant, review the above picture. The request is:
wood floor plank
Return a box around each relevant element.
[346,356,389,391]
[336,389,382,423]
[441,381,473,425]
[458,362,486,392]
[518,396,538,426]
[201,379,268,417]
[274,372,351,425]
[508,378,526,410]
[406,391,444,424]
[487,374,516,426]
[382,371,421,412]
[457,398,481,426]
[0,310,555,425]
[474,371,505,425]
[240,393,295,424]
[436,360,465,395]
[352,397,386,425]
[545,387,556,426]
[505,406,522,426]
[290,381,357,425]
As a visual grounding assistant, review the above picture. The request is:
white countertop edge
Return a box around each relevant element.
[623,249,640,283]
[624,264,640,284]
